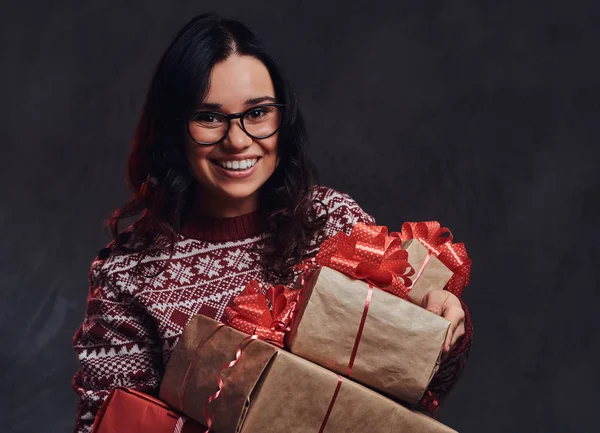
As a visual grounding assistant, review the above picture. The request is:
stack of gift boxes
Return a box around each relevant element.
[157,222,471,433]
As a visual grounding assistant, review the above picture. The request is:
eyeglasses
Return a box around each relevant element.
[187,103,285,146]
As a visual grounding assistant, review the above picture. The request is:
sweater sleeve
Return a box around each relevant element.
[304,186,376,257]
[314,186,376,237]
[418,297,473,414]
[71,255,163,433]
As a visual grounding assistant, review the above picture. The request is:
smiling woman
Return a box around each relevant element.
[71,12,472,433]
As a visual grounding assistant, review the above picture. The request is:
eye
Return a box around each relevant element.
[196,113,219,123]
[247,107,268,119]
[191,112,226,130]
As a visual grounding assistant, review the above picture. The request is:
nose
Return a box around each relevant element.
[221,119,252,151]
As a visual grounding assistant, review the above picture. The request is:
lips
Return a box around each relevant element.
[215,157,259,171]
[210,156,262,170]
[210,157,261,179]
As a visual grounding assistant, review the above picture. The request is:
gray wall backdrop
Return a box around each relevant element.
[1,1,598,432]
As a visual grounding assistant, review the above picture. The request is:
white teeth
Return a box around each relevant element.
[218,158,258,171]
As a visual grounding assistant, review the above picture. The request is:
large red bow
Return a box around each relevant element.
[392,221,471,297]
[316,223,413,299]
[224,280,298,347]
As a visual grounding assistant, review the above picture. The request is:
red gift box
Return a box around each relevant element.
[90,387,202,433]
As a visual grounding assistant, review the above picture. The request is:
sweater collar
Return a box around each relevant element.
[180,210,263,242]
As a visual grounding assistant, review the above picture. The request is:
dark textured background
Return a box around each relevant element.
[1,1,599,432]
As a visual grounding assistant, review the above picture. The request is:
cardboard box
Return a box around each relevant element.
[402,239,454,305]
[287,266,450,404]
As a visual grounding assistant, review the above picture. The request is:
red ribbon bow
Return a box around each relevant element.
[316,223,414,299]
[224,280,298,347]
[392,221,471,297]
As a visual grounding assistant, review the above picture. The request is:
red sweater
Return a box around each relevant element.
[71,186,473,433]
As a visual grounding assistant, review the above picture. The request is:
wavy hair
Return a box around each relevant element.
[106,13,326,282]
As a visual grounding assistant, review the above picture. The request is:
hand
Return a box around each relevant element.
[420,289,465,358]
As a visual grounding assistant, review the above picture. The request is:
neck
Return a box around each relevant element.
[191,188,259,219]
[181,187,263,241]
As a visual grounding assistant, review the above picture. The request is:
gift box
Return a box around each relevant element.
[402,238,454,305]
[398,221,472,300]
[286,265,450,404]
[91,387,202,433]
[159,314,458,433]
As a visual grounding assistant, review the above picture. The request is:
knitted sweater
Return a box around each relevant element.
[71,186,473,433]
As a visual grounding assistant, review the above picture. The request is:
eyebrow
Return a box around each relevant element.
[198,96,277,111]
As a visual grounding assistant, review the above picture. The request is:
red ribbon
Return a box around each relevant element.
[345,285,373,377]
[174,322,226,433]
[224,280,299,347]
[178,324,224,413]
[203,334,257,433]
[412,251,432,286]
[392,221,472,297]
[292,257,320,288]
[173,416,187,433]
[319,375,344,433]
[316,223,414,299]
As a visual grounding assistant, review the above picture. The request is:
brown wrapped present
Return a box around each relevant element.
[286,266,450,405]
[403,238,454,305]
[397,221,472,299]
[159,314,458,433]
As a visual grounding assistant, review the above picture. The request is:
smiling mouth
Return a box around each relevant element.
[211,157,260,171]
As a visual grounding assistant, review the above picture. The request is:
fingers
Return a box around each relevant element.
[442,327,453,360]
[451,322,465,348]
[421,290,448,316]
[421,290,466,355]
[443,305,465,353]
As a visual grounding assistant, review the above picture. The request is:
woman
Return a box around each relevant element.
[72,13,472,433]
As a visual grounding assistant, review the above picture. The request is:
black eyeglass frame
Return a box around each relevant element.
[187,103,286,146]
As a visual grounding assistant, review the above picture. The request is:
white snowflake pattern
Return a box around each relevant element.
[223,249,253,272]
[193,255,224,278]
[166,261,195,285]
[113,272,137,295]
[149,266,170,289]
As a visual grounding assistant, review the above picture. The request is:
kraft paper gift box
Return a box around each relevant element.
[402,238,454,305]
[286,266,451,405]
[159,314,458,433]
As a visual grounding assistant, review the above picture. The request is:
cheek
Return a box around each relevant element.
[261,136,279,168]
[185,141,212,178]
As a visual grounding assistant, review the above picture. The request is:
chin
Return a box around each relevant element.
[218,183,263,201]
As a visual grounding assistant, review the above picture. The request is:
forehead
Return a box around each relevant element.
[204,55,275,109]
